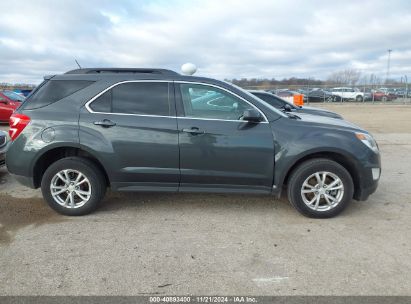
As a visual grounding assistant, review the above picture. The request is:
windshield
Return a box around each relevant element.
[224,81,287,118]
[2,90,25,102]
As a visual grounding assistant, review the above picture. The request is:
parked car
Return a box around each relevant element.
[249,90,342,119]
[0,131,7,167]
[372,90,397,102]
[0,90,25,123]
[274,90,297,98]
[13,89,33,97]
[304,89,333,103]
[331,87,365,102]
[6,68,380,218]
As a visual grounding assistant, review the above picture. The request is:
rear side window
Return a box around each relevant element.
[90,82,170,116]
[24,80,94,110]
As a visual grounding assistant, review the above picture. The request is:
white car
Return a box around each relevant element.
[331,87,364,102]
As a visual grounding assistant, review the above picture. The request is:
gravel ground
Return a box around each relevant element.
[0,104,410,295]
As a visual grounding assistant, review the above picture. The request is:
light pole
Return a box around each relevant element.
[386,49,392,84]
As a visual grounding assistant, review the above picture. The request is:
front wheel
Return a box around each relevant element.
[287,159,354,218]
[356,95,364,102]
[41,157,107,216]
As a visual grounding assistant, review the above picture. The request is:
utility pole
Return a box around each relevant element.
[386,49,392,83]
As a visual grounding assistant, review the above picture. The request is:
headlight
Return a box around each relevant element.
[355,132,379,152]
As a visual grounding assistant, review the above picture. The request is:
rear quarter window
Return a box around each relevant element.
[24,80,94,110]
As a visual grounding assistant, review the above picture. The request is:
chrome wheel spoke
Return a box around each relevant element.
[321,172,327,185]
[324,195,333,206]
[52,188,67,196]
[326,179,340,189]
[314,196,320,210]
[57,173,69,185]
[302,189,315,194]
[328,185,343,191]
[69,192,75,208]
[315,173,322,185]
[75,173,84,183]
[76,178,87,186]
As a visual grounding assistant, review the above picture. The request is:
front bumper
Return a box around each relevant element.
[353,153,381,201]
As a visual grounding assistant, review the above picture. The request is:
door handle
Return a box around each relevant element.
[0,101,8,105]
[181,127,205,135]
[93,119,116,128]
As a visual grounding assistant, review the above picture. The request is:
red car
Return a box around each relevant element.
[372,90,396,102]
[0,91,25,123]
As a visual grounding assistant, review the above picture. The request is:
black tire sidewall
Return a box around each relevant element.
[41,157,106,216]
[288,159,354,218]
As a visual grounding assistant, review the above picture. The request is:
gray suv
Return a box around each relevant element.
[6,68,381,218]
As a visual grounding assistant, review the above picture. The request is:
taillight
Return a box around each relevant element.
[9,113,31,141]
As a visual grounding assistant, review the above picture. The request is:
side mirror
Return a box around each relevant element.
[283,104,293,112]
[242,109,262,122]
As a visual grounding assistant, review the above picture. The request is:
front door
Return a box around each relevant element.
[79,81,180,191]
[175,83,275,193]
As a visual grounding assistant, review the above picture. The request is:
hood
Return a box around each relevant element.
[301,106,334,113]
[290,112,365,132]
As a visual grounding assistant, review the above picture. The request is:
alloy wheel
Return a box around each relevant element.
[300,171,344,212]
[50,169,92,209]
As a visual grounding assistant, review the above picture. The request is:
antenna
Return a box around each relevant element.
[75,59,82,69]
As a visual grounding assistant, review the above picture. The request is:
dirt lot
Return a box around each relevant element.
[0,104,410,295]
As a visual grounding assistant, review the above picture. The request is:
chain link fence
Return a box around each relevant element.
[238,83,411,104]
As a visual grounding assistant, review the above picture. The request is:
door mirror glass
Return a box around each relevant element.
[242,109,262,122]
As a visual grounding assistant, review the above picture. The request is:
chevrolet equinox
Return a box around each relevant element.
[6,68,381,218]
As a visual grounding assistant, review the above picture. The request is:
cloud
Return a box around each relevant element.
[0,0,410,84]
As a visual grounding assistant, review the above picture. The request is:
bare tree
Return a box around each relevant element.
[327,69,362,86]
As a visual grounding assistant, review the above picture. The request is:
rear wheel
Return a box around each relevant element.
[287,159,354,218]
[381,96,388,102]
[356,95,364,102]
[41,157,106,215]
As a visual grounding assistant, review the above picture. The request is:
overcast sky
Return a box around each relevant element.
[1,0,410,84]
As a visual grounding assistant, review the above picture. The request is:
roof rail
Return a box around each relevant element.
[65,68,179,75]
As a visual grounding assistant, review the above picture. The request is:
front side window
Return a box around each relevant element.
[179,83,254,120]
[90,82,170,116]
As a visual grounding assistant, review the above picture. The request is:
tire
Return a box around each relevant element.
[41,157,107,216]
[381,96,387,102]
[287,158,354,218]
[356,95,363,102]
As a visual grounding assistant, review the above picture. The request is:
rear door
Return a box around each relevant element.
[79,81,180,191]
[175,82,275,193]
